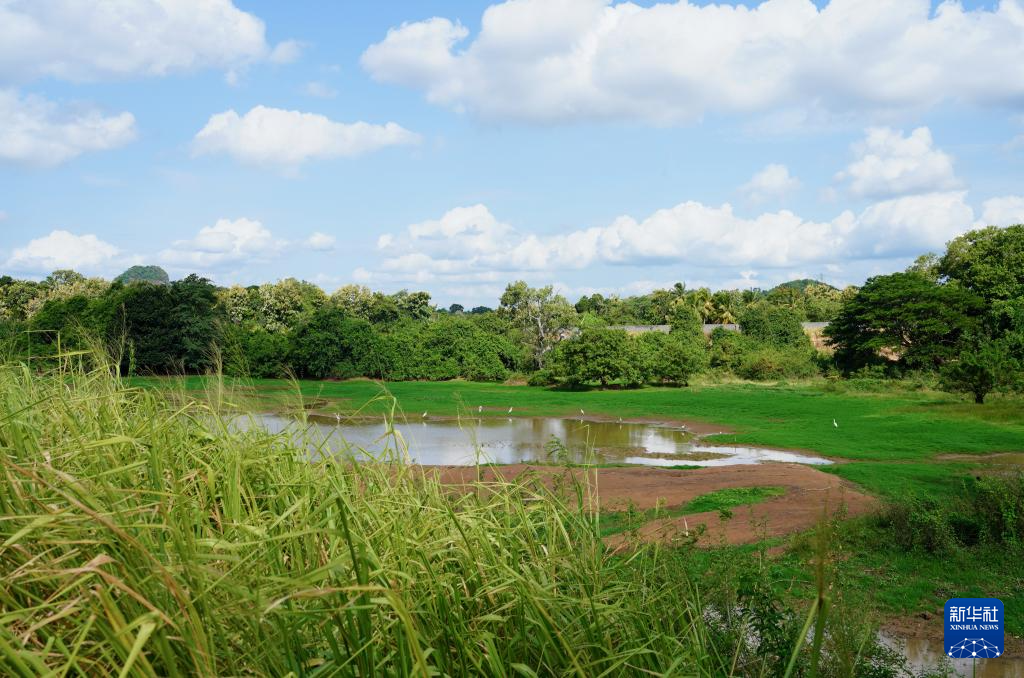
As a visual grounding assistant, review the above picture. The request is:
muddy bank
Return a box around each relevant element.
[430,463,876,546]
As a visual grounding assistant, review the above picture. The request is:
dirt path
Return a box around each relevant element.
[430,463,876,546]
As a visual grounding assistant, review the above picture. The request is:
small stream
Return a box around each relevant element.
[238,414,834,467]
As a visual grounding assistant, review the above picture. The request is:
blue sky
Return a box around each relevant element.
[2,0,1024,306]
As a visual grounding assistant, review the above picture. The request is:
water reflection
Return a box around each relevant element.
[880,633,1024,678]
[240,414,834,467]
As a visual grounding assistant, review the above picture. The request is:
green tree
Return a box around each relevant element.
[940,335,1022,404]
[666,300,703,336]
[499,281,578,368]
[288,307,381,379]
[556,329,631,387]
[169,275,221,372]
[825,272,984,372]
[738,303,807,348]
[939,224,1024,331]
[638,331,708,385]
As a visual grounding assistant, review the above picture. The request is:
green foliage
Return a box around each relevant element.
[735,345,819,381]
[637,331,709,384]
[826,272,984,372]
[555,328,632,387]
[879,473,1024,555]
[667,301,703,336]
[288,306,381,379]
[940,334,1022,403]
[414,315,510,381]
[499,281,577,368]
[738,303,808,348]
[940,224,1024,311]
[114,265,169,285]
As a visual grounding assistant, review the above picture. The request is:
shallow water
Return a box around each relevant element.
[880,633,1024,678]
[241,414,834,467]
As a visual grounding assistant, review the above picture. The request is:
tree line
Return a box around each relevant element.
[2,224,1022,402]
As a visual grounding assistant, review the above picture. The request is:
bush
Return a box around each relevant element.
[738,303,808,348]
[735,345,819,381]
[880,473,1024,554]
[637,331,708,384]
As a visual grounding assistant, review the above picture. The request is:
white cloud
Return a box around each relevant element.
[191,106,420,169]
[0,89,136,166]
[6,230,119,273]
[740,164,800,202]
[306,232,336,251]
[303,81,338,98]
[362,0,1024,125]
[363,192,975,284]
[159,218,285,269]
[981,195,1024,226]
[0,0,294,82]
[836,127,959,198]
[269,40,303,65]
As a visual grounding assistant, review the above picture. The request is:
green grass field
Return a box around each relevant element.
[136,375,1024,497]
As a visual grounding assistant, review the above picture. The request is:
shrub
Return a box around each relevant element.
[735,345,819,381]
[738,303,808,348]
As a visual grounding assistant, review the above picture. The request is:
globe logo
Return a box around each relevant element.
[945,598,1003,661]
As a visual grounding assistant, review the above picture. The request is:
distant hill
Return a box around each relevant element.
[115,265,169,285]
[771,278,836,292]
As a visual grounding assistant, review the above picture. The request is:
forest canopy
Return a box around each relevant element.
[2,224,1022,401]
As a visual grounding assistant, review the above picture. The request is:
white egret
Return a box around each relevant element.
[422,411,428,419]
[580,409,585,416]
[508,407,513,414]
[478,405,483,413]
[833,419,838,428]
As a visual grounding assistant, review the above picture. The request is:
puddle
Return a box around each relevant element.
[880,633,1024,677]
[235,414,835,467]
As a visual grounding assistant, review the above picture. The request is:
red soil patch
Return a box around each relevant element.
[429,463,876,547]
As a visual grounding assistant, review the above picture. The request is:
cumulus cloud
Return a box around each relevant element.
[981,195,1024,226]
[191,106,420,169]
[740,164,800,202]
[0,89,136,166]
[836,127,960,198]
[306,232,336,251]
[159,218,285,269]
[0,0,295,82]
[361,192,976,285]
[6,230,119,273]
[362,0,1024,124]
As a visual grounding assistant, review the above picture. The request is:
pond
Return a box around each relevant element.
[240,414,834,467]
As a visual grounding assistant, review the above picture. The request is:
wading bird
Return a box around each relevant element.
[580,409,585,416]
[334,413,341,425]
[833,419,838,428]
[422,411,427,419]
[478,405,483,413]
[508,407,513,414]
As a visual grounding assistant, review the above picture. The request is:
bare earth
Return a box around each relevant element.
[430,462,877,546]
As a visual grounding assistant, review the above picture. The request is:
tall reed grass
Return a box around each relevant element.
[1,353,723,676]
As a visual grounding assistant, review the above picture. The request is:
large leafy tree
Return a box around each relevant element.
[825,272,985,372]
[556,328,633,388]
[170,275,221,372]
[940,335,1022,404]
[499,281,577,368]
[288,307,381,379]
[939,224,1024,332]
